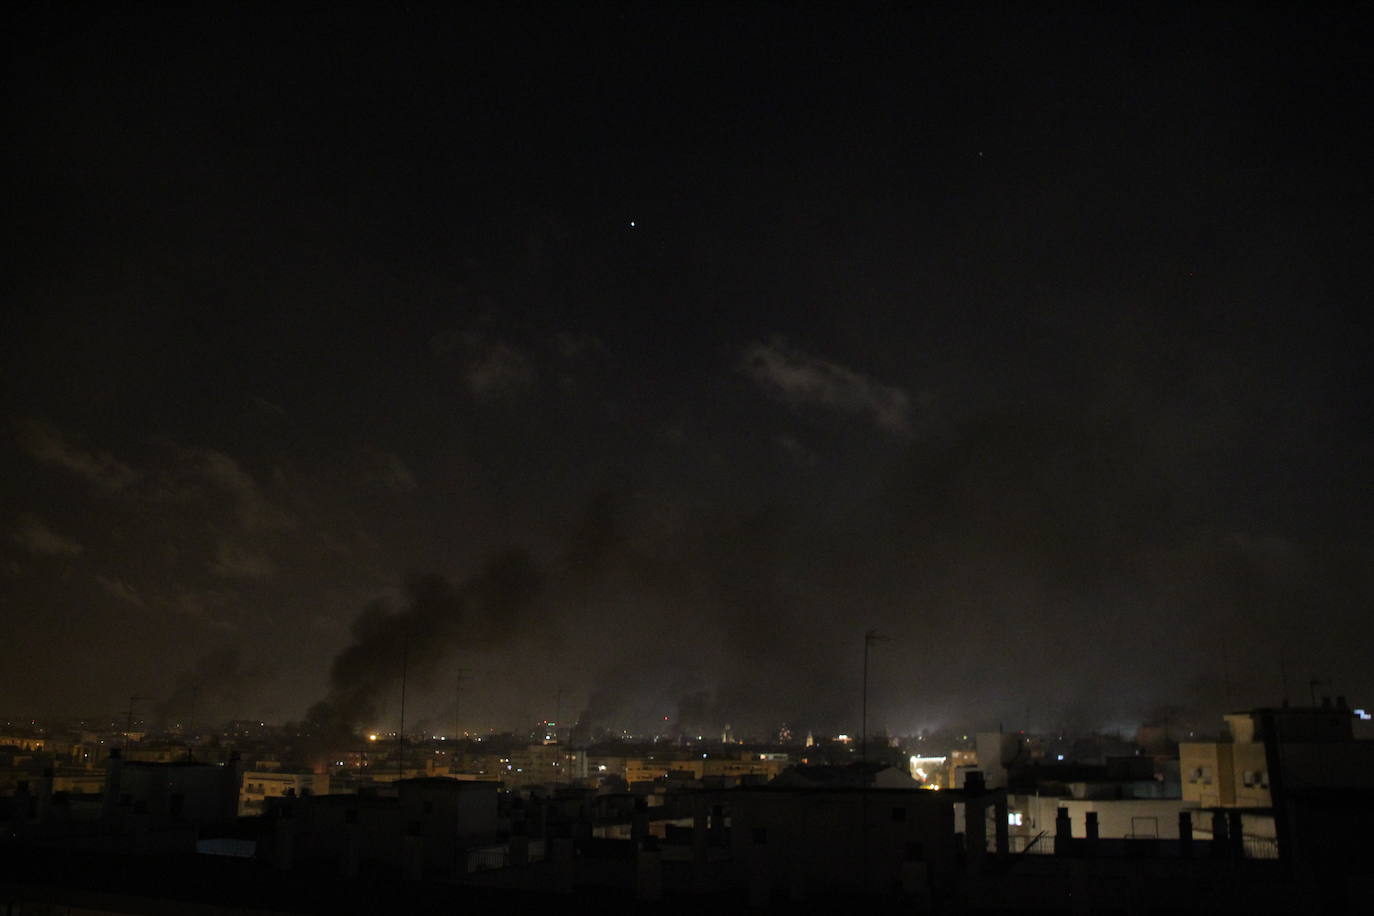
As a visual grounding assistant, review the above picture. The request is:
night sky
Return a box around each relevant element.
[3,4,1371,737]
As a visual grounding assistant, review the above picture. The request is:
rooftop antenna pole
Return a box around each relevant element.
[1279,649,1291,707]
[123,695,148,750]
[862,630,888,775]
[454,668,469,741]
[1221,639,1236,711]
[556,686,565,785]
[861,629,889,894]
[397,642,409,784]
[863,632,870,771]
[189,685,198,740]
[185,685,199,761]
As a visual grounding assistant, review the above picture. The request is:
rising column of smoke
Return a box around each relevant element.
[155,646,270,732]
[305,548,544,738]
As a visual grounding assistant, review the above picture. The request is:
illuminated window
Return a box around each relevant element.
[1008,812,1023,826]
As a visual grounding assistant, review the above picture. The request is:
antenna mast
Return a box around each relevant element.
[397,643,409,784]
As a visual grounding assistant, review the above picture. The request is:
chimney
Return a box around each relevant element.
[551,836,575,893]
[339,809,361,879]
[964,793,988,871]
[132,800,150,855]
[636,842,663,901]
[710,803,726,845]
[13,781,32,827]
[274,809,295,870]
[631,798,648,842]
[1054,807,1072,856]
[1211,810,1229,858]
[36,767,54,823]
[1178,811,1193,858]
[509,833,531,867]
[225,751,244,821]
[692,801,708,866]
[402,824,424,881]
[103,750,124,821]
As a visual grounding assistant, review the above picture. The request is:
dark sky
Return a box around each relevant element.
[3,3,1371,737]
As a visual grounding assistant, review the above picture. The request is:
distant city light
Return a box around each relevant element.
[1057,754,1065,761]
[368,734,378,742]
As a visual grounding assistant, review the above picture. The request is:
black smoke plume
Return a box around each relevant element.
[155,646,269,731]
[306,548,544,739]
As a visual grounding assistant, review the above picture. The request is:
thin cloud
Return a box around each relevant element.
[465,339,536,400]
[742,338,913,435]
[776,434,820,467]
[15,420,138,492]
[555,331,608,360]
[361,448,418,493]
[172,446,296,532]
[248,396,289,421]
[170,588,239,632]
[96,575,146,607]
[209,539,276,579]
[12,515,84,557]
